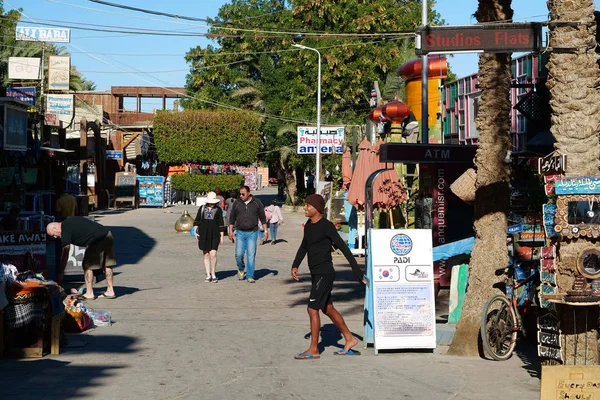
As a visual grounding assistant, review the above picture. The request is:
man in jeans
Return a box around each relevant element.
[228,186,267,283]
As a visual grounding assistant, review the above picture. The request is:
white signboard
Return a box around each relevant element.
[48,56,70,90]
[47,94,74,116]
[16,26,71,43]
[369,229,436,350]
[297,126,344,155]
[8,57,41,80]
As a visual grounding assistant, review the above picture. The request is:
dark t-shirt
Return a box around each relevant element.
[61,217,109,247]
[291,217,363,281]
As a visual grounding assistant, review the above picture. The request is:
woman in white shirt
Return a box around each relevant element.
[265,199,284,245]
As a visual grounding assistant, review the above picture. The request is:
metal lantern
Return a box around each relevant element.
[382,98,411,136]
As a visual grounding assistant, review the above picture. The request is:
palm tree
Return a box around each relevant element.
[545,0,600,365]
[447,0,513,357]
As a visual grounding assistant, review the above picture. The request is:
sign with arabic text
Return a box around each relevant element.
[538,153,566,175]
[6,87,36,106]
[48,56,70,90]
[46,94,73,117]
[555,176,600,195]
[297,126,345,155]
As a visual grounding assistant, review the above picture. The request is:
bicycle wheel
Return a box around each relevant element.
[480,294,518,361]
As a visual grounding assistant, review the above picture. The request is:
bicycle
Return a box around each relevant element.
[480,260,539,361]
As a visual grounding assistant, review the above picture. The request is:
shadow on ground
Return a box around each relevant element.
[0,334,139,400]
[301,324,364,353]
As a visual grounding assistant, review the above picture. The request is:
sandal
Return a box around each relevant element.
[211,276,218,283]
[205,276,212,283]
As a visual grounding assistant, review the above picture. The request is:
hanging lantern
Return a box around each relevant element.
[382,97,411,135]
[369,106,385,123]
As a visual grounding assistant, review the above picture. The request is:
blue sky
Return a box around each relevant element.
[4,0,568,110]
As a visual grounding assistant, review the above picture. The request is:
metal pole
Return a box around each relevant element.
[40,43,45,115]
[421,1,429,144]
[292,43,322,186]
[316,48,321,186]
[352,126,357,173]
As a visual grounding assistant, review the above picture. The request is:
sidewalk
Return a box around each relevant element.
[0,187,540,399]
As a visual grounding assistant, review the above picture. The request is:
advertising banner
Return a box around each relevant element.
[6,87,36,106]
[8,57,41,80]
[137,176,164,207]
[366,229,436,351]
[297,126,344,155]
[48,56,70,90]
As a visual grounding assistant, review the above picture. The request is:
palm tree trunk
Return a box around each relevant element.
[546,0,600,365]
[447,0,513,357]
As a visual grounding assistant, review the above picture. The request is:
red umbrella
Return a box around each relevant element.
[372,140,406,210]
[347,138,373,207]
[341,148,352,190]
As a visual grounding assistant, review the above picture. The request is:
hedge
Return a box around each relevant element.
[153,110,261,164]
[170,174,245,194]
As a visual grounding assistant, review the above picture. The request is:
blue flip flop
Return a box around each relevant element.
[334,349,361,356]
[294,352,320,360]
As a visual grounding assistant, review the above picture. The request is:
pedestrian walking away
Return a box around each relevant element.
[46,217,117,300]
[223,190,238,227]
[228,185,267,283]
[194,191,226,283]
[291,194,365,360]
[265,198,284,245]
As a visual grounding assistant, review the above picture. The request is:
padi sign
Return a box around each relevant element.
[16,26,71,43]
[297,126,345,155]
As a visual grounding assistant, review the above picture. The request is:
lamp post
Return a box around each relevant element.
[292,43,322,186]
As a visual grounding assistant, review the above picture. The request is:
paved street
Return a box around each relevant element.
[0,188,540,399]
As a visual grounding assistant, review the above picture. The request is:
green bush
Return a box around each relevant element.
[171,174,245,194]
[153,110,261,164]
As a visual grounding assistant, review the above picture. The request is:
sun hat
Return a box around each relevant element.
[205,191,220,204]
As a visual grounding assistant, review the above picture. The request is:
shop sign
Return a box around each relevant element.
[297,126,344,155]
[46,94,74,117]
[366,229,436,351]
[48,56,70,91]
[508,224,522,234]
[380,143,477,164]
[555,176,600,195]
[16,26,71,43]
[8,57,41,80]
[106,150,123,160]
[538,153,566,175]
[6,87,36,106]
[0,231,47,270]
[416,23,542,55]
[137,176,164,207]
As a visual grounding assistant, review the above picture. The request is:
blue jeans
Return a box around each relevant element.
[235,230,258,279]
[270,222,279,242]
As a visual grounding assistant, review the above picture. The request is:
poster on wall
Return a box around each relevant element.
[0,231,47,271]
[367,229,436,351]
[137,176,164,207]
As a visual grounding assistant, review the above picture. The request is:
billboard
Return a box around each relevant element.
[297,126,344,155]
[8,57,41,80]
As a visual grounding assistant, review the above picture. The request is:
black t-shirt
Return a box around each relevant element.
[291,217,363,281]
[61,217,108,247]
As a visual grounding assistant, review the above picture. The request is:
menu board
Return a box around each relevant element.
[114,171,136,206]
[137,176,164,207]
[367,229,436,351]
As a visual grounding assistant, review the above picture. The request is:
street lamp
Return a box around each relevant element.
[292,43,322,186]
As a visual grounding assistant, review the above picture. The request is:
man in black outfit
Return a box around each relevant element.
[46,217,117,300]
[291,194,365,359]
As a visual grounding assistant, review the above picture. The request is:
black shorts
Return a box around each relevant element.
[308,274,335,310]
